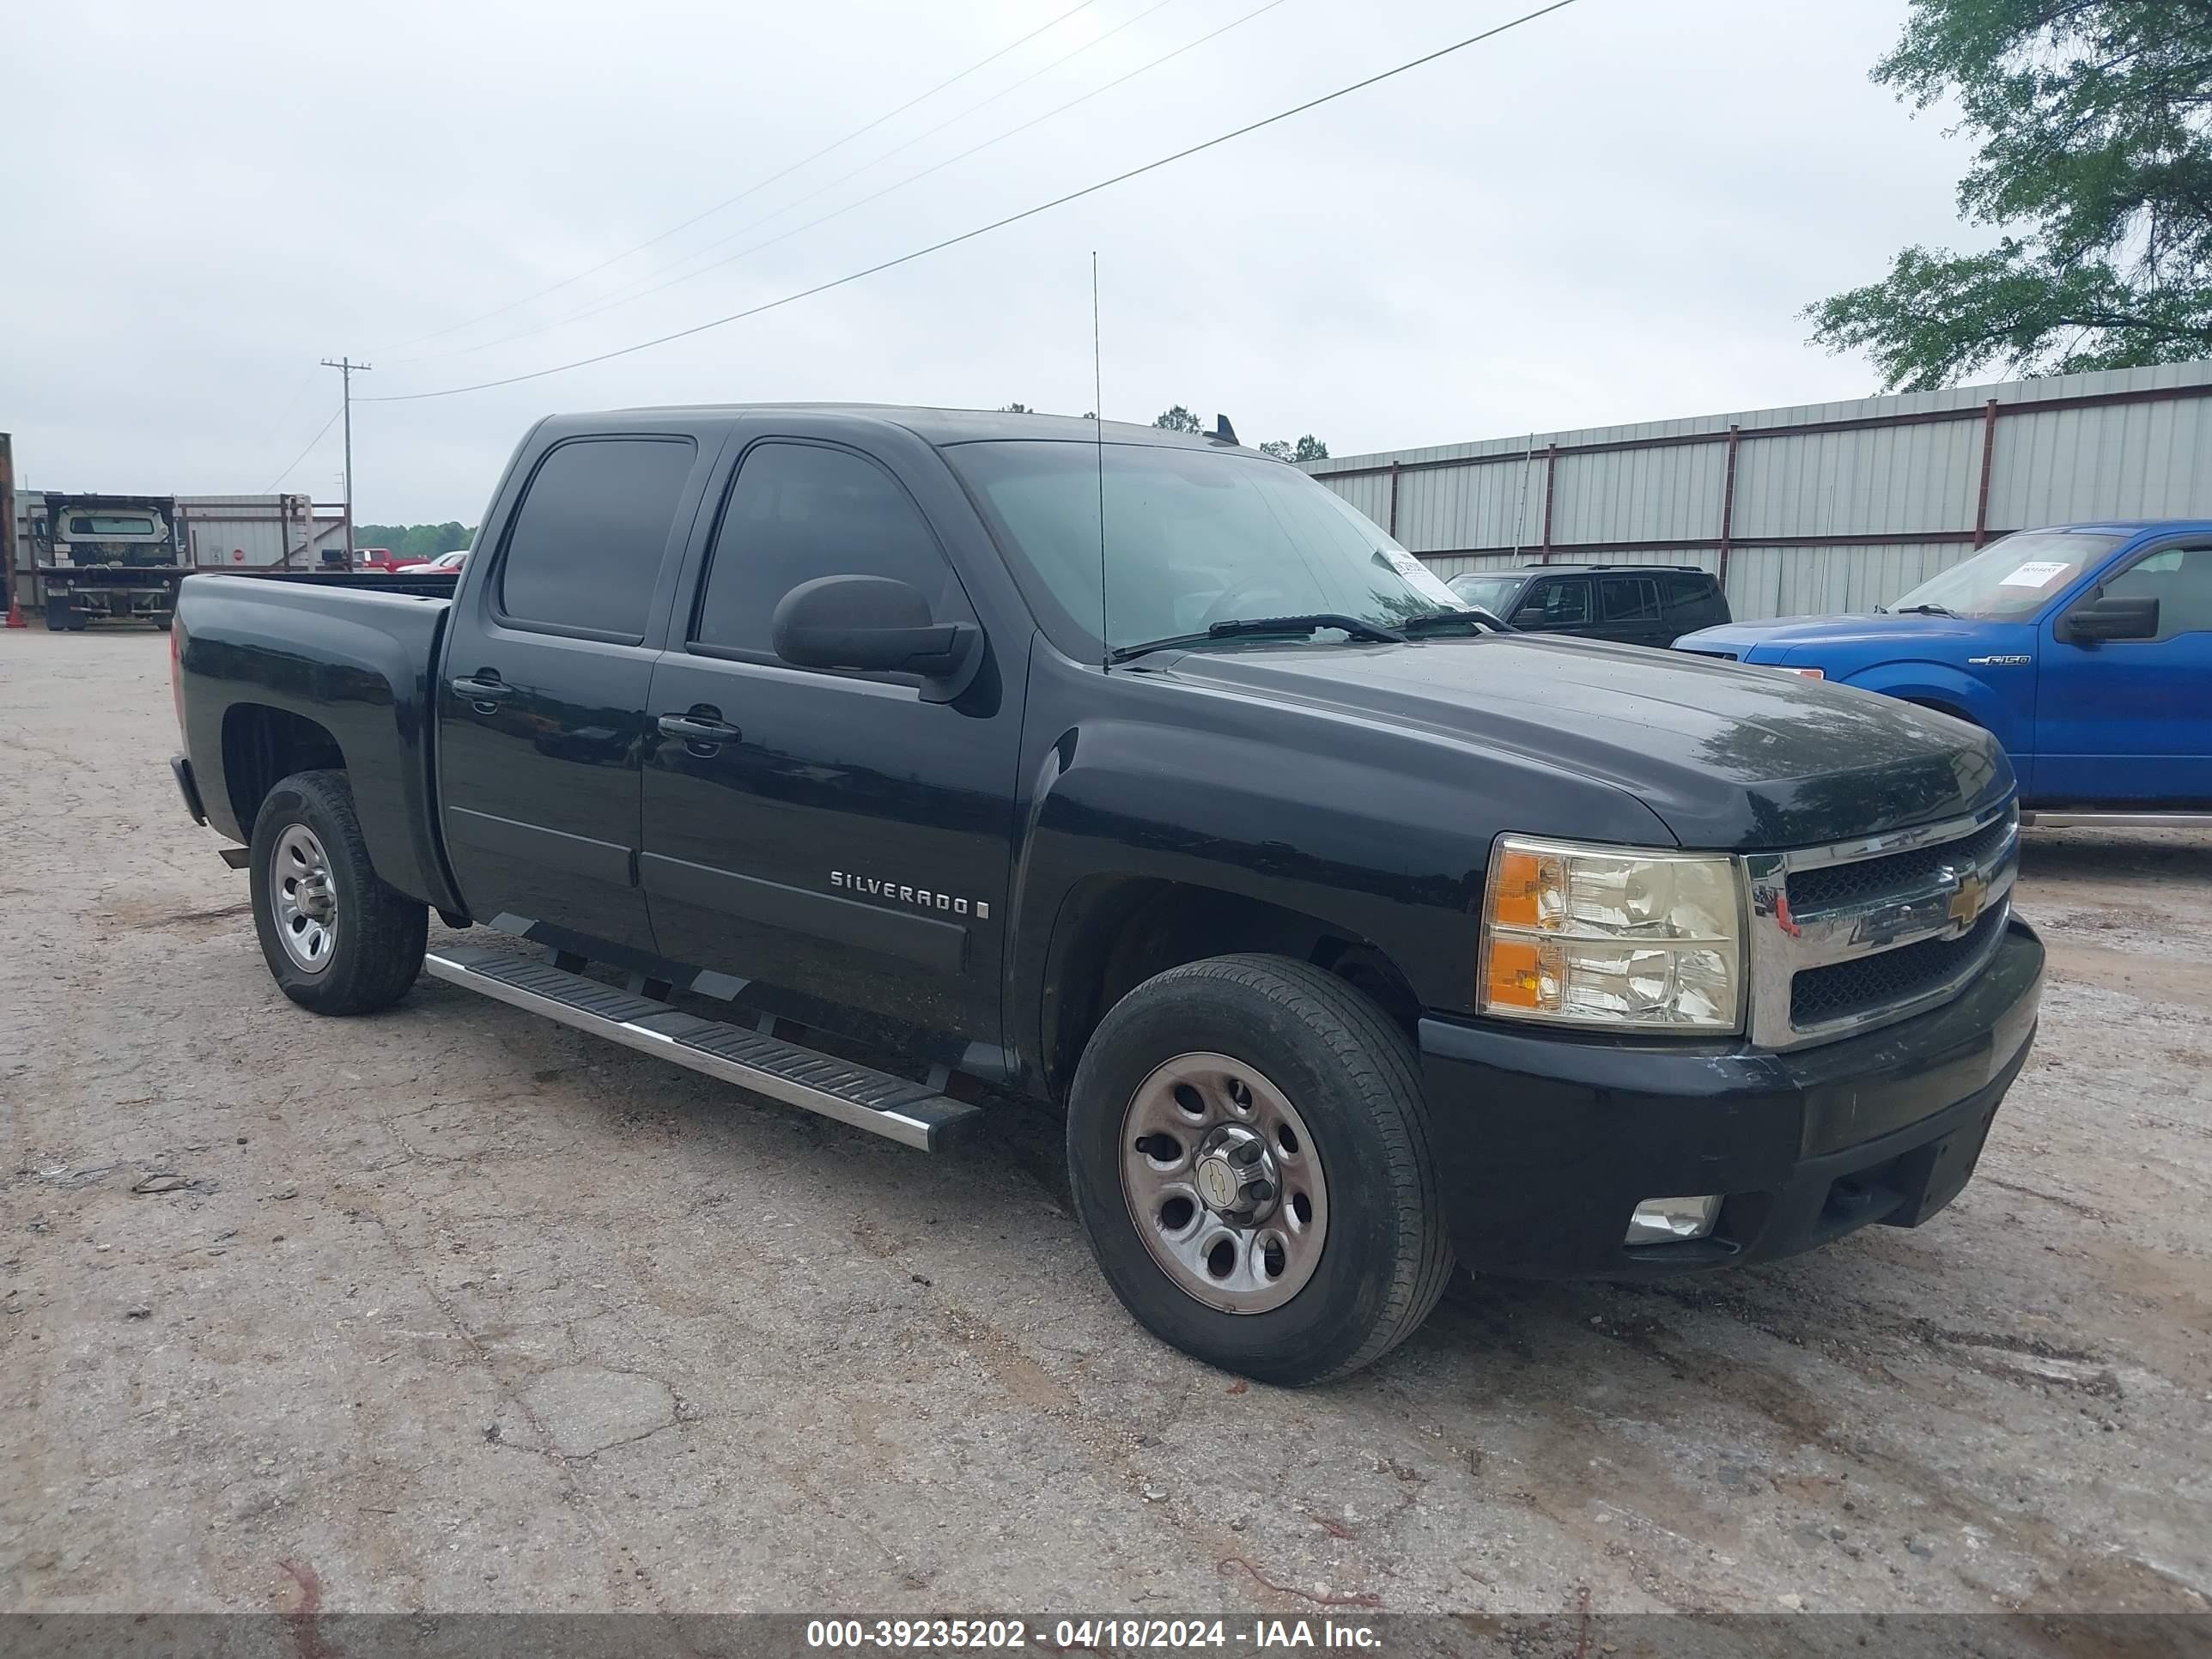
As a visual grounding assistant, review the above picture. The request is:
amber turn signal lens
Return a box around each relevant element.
[1484,938,1545,1009]
[1490,848,1546,928]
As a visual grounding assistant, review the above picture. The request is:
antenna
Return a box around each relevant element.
[1092,251,1108,672]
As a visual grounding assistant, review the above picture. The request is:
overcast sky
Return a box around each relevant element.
[6,0,1980,523]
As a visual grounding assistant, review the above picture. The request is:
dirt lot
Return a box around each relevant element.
[3,626,2209,1620]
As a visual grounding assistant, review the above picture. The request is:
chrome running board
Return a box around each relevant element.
[422,945,978,1151]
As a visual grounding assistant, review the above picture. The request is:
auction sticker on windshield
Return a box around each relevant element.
[2000,560,2074,588]
[1382,549,1472,607]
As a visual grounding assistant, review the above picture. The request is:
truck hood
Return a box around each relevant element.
[1149,634,2010,850]
[1676,613,1988,656]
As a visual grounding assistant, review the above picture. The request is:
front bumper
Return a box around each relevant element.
[1417,917,2044,1278]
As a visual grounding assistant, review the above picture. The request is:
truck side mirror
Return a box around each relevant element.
[2059,592,2159,644]
[771,574,978,679]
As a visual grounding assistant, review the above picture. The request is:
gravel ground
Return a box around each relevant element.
[3,627,2209,1620]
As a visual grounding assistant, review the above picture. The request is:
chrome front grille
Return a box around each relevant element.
[1784,811,2016,915]
[1743,802,2018,1048]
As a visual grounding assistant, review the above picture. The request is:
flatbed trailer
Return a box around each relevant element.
[33,493,185,629]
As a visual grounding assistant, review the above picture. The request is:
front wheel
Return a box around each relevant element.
[249,769,426,1014]
[1066,954,1454,1385]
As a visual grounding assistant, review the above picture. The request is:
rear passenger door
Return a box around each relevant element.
[639,428,1022,1058]
[1510,576,1592,636]
[1594,574,1666,647]
[438,428,715,953]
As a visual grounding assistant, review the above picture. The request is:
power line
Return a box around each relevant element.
[390,0,1196,366]
[402,0,1284,368]
[264,404,343,492]
[365,0,1580,404]
[376,0,1108,354]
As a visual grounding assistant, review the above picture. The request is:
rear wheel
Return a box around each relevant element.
[1066,954,1453,1385]
[249,769,426,1014]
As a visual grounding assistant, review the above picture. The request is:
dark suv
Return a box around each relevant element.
[1449,564,1730,648]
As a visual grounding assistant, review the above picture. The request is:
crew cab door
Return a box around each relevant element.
[2033,541,2212,802]
[437,428,714,951]
[639,426,1021,1057]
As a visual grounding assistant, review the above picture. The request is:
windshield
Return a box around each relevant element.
[1887,530,2124,621]
[1448,574,1522,613]
[947,441,1469,653]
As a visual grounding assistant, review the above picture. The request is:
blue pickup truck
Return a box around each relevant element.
[1676,522,2212,820]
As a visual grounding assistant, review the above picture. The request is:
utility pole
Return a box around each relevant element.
[1,431,22,629]
[320,357,371,562]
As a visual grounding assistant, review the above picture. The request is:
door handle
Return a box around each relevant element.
[658,712,741,744]
[450,673,514,711]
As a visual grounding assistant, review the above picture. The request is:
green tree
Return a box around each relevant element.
[1808,2,2212,390]
[1261,434,1331,461]
[353,521,474,557]
[1152,404,1203,433]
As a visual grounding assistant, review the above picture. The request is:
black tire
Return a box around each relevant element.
[1066,953,1454,1386]
[248,769,427,1014]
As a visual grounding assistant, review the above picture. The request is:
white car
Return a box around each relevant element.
[394,549,468,574]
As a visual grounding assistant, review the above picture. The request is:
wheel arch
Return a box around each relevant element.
[1037,875,1423,1099]
[221,703,347,836]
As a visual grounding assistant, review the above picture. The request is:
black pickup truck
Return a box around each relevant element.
[170,405,2043,1384]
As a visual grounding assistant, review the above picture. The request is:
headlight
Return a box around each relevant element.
[1479,836,1743,1032]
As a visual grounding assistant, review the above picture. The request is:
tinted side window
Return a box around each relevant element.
[499,437,697,638]
[1598,575,1660,623]
[2100,547,2212,639]
[1518,578,1589,627]
[1663,573,1712,608]
[693,441,959,657]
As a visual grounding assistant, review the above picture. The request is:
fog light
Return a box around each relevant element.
[1626,1194,1722,1245]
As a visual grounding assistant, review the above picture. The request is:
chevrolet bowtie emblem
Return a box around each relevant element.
[1948,870,1990,927]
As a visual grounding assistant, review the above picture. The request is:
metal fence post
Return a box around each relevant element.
[1972,398,2001,548]
[1539,444,1559,562]
[1717,423,1741,596]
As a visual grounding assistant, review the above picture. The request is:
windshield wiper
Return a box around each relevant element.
[1212,613,1407,643]
[1109,613,1405,664]
[1892,603,1958,617]
[1401,608,1502,637]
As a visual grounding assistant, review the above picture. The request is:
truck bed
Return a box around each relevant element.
[172,572,461,912]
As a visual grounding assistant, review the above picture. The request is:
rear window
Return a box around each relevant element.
[498,437,696,638]
[68,514,157,537]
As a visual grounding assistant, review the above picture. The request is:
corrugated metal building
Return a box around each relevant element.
[175,495,348,568]
[1304,361,2212,619]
